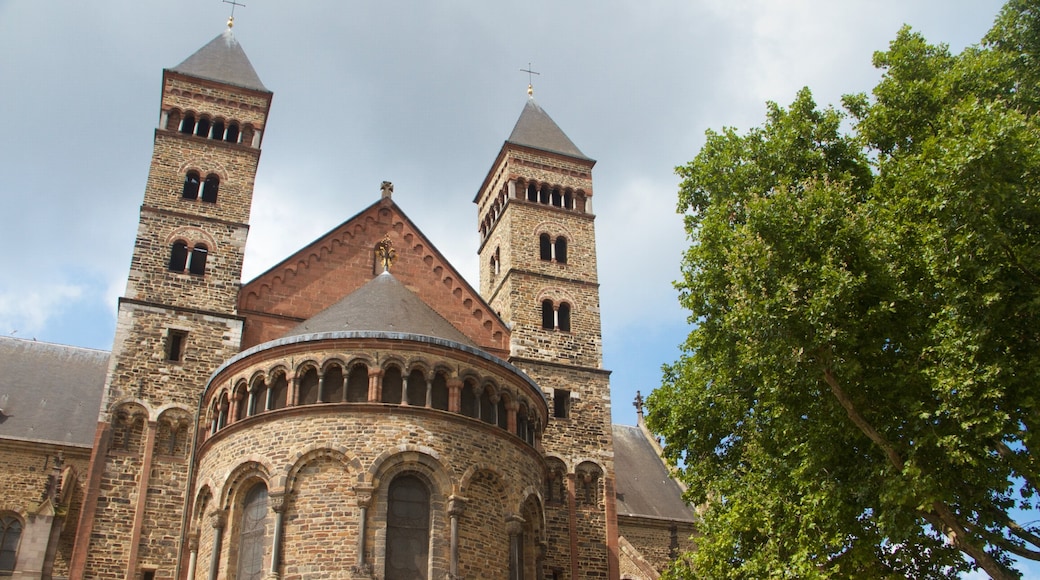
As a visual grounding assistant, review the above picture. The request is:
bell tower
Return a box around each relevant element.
[476,94,619,579]
[72,25,272,580]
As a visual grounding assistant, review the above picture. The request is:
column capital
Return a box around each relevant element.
[353,485,376,508]
[448,495,467,517]
[505,514,525,536]
[268,492,288,513]
[209,509,227,529]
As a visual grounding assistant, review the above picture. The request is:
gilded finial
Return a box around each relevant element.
[520,63,540,97]
[375,234,396,273]
[223,0,245,29]
[227,15,234,28]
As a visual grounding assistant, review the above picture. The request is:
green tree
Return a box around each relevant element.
[647,2,1040,578]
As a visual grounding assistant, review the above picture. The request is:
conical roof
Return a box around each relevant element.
[170,29,268,92]
[506,98,589,160]
[283,272,477,346]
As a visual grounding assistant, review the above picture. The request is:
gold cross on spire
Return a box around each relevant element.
[520,63,540,96]
[375,234,396,273]
[223,0,245,28]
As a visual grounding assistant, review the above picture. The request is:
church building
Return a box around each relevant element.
[0,22,695,580]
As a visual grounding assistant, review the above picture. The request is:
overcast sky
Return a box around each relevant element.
[0,1,1007,433]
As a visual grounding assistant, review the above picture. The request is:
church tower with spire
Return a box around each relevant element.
[71,24,272,580]
[476,93,619,579]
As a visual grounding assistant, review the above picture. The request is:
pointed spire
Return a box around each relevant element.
[170,29,268,92]
[506,98,589,160]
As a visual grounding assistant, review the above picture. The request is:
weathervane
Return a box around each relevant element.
[375,234,396,273]
[520,63,540,97]
[223,0,245,28]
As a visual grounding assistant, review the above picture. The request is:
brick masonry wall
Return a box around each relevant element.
[619,517,696,575]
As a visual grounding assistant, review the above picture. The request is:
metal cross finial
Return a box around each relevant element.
[223,0,246,27]
[375,234,396,273]
[520,63,540,96]
[633,390,645,416]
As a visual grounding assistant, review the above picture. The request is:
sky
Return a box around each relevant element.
[0,3,1007,423]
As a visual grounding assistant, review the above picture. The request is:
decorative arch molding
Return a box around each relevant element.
[218,458,276,508]
[154,402,194,421]
[109,400,151,421]
[458,463,508,499]
[533,220,574,242]
[176,160,229,183]
[366,446,450,491]
[283,445,362,493]
[165,226,217,250]
[535,286,578,307]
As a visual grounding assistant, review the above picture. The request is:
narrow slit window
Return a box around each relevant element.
[558,302,571,332]
[166,329,187,362]
[553,389,570,419]
[539,234,552,261]
[555,238,567,264]
[541,300,555,330]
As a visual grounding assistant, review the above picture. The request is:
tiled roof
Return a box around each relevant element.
[506,98,590,160]
[0,337,108,447]
[613,423,697,521]
[170,29,268,92]
[283,271,477,347]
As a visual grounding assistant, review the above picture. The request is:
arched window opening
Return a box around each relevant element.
[226,123,240,144]
[551,187,562,207]
[555,238,567,264]
[385,475,430,580]
[195,117,211,138]
[249,379,268,416]
[323,365,344,403]
[169,241,189,272]
[235,385,248,421]
[431,373,449,411]
[0,515,22,576]
[517,404,529,441]
[527,182,538,202]
[541,300,554,330]
[539,185,550,204]
[218,393,230,429]
[166,110,182,131]
[496,398,508,429]
[406,370,427,406]
[188,244,208,276]
[479,388,495,424]
[347,363,369,402]
[211,120,226,141]
[539,234,552,261]
[182,171,201,200]
[382,367,403,404]
[298,368,319,405]
[270,374,288,410]
[564,190,574,210]
[201,174,219,203]
[180,113,196,135]
[558,303,571,332]
[460,380,478,418]
[236,483,268,580]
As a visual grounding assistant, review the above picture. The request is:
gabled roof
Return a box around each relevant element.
[506,98,590,160]
[0,337,108,448]
[170,29,268,92]
[613,424,697,521]
[284,271,477,347]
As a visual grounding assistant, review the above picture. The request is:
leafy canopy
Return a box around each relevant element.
[647,1,1040,578]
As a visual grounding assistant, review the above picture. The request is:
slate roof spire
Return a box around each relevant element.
[506,97,590,160]
[170,28,268,92]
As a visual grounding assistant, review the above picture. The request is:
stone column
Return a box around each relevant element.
[316,368,326,403]
[268,493,287,579]
[186,532,200,580]
[448,495,466,579]
[507,401,519,434]
[368,369,384,403]
[352,487,374,577]
[230,392,243,423]
[447,378,462,413]
[425,375,433,408]
[208,510,227,580]
[506,515,525,580]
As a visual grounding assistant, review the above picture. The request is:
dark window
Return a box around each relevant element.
[166,329,187,362]
[226,123,240,143]
[0,516,21,576]
[551,187,562,207]
[558,303,571,332]
[527,183,537,202]
[431,373,449,411]
[480,388,495,424]
[188,244,208,276]
[323,365,345,403]
[553,389,570,419]
[298,368,319,405]
[169,241,189,272]
[564,191,573,210]
[406,370,427,406]
[539,234,552,261]
[196,117,211,138]
[539,186,550,204]
[382,367,403,404]
[541,300,554,330]
[269,374,288,410]
[180,114,196,135]
[347,363,369,402]
[236,484,268,580]
[460,381,477,418]
[201,174,219,203]
[249,379,267,415]
[555,238,567,264]
[385,475,430,580]
[497,398,508,429]
[182,171,201,200]
[211,120,225,141]
[142,571,156,580]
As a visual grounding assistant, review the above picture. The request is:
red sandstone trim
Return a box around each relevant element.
[605,474,620,580]
[69,422,112,580]
[125,421,158,579]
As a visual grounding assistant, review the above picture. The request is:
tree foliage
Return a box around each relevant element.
[647,2,1040,577]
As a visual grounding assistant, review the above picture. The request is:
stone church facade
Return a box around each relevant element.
[0,26,695,580]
